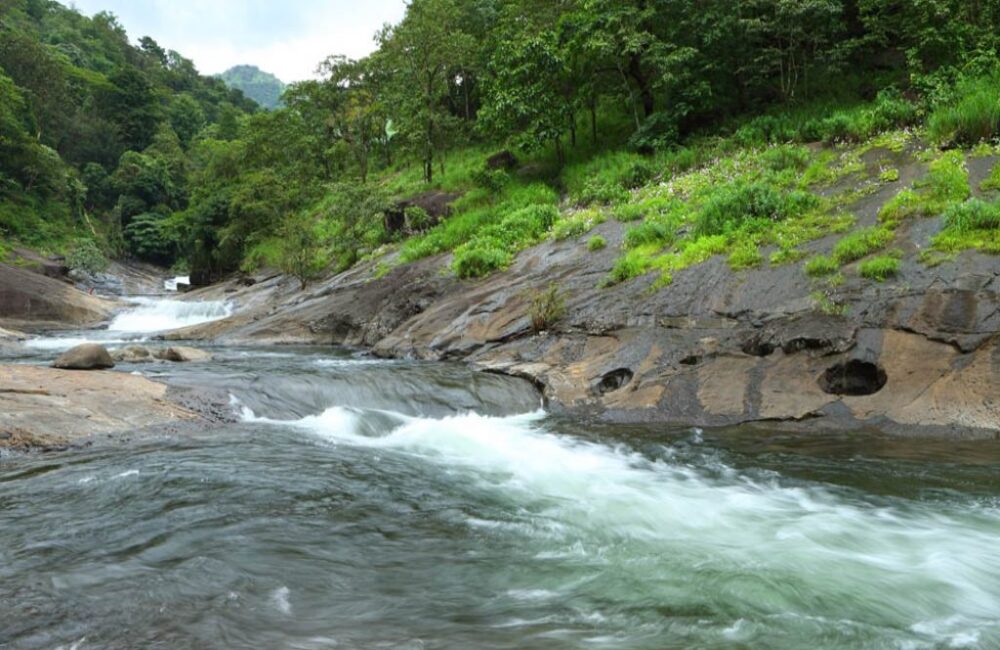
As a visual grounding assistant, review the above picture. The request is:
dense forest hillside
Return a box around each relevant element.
[218,64,285,110]
[2,0,1000,289]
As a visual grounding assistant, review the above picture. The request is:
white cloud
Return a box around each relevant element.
[65,0,406,82]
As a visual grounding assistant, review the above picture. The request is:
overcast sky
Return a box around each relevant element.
[64,0,407,82]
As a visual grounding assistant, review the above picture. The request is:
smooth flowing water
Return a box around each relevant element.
[2,301,998,649]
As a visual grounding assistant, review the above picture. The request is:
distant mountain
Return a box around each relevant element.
[218,65,286,110]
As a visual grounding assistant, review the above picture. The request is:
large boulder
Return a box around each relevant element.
[486,150,518,170]
[384,191,462,236]
[155,346,212,363]
[1,263,115,330]
[52,344,115,370]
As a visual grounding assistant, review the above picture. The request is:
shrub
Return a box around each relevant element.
[762,145,810,172]
[833,226,894,263]
[624,219,674,249]
[805,255,838,277]
[452,237,512,278]
[928,70,1000,145]
[694,182,818,237]
[982,163,1000,192]
[528,283,566,332]
[728,241,762,269]
[472,167,510,195]
[403,206,433,232]
[587,235,606,251]
[859,255,901,282]
[943,199,1000,232]
[65,238,109,274]
[628,112,679,152]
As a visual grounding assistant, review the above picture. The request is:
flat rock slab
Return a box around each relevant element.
[0,365,202,451]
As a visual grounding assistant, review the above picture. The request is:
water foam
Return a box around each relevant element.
[244,404,1000,646]
[108,297,231,333]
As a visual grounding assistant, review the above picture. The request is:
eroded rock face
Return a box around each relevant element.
[0,365,203,451]
[52,344,115,371]
[161,212,1000,438]
[1,263,116,331]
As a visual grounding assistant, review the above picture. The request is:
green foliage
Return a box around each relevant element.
[279,213,327,289]
[452,237,512,278]
[123,212,177,264]
[762,145,811,172]
[727,241,762,270]
[587,235,607,251]
[805,255,838,277]
[928,70,1000,146]
[65,238,109,274]
[563,151,655,206]
[981,163,1000,193]
[552,209,605,240]
[833,226,894,264]
[926,198,1000,256]
[859,254,901,282]
[528,283,566,332]
[624,219,675,249]
[879,151,969,222]
[694,183,818,237]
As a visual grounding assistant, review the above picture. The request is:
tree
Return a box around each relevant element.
[378,0,476,183]
[103,67,162,151]
[279,212,325,289]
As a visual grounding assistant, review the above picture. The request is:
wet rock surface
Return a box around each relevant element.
[170,208,1000,439]
[52,343,115,370]
[0,365,205,451]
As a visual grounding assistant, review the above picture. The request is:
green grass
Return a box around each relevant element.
[728,241,763,270]
[925,198,1000,256]
[981,162,1000,193]
[928,70,1000,146]
[879,151,969,222]
[552,208,605,240]
[805,255,838,277]
[587,235,606,251]
[859,254,901,281]
[833,226,895,264]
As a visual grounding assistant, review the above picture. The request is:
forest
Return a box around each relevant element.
[2,0,1000,287]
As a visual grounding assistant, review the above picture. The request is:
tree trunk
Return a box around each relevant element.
[628,53,655,118]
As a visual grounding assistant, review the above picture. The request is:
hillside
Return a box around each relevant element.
[218,64,285,109]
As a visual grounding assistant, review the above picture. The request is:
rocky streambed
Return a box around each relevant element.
[1,262,999,649]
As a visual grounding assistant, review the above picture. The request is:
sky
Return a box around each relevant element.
[65,0,407,83]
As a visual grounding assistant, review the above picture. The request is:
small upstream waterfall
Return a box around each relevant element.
[107,297,231,333]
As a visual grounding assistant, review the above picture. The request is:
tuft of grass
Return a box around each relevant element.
[833,226,894,264]
[528,283,567,332]
[981,162,1000,193]
[587,235,607,251]
[928,70,1000,146]
[879,168,900,183]
[879,151,969,222]
[927,198,1000,256]
[859,254,901,282]
[728,241,763,270]
[693,182,818,238]
[552,209,605,240]
[805,255,838,277]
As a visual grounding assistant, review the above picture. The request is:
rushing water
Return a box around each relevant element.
[1,301,999,649]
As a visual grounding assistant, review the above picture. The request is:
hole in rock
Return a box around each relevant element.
[819,360,887,396]
[742,340,776,357]
[597,368,634,395]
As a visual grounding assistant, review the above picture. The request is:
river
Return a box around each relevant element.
[1,297,998,649]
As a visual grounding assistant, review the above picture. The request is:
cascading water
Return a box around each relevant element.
[106,297,232,333]
[2,343,998,649]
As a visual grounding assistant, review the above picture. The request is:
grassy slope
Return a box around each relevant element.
[365,96,1000,301]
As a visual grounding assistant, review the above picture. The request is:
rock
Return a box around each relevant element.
[0,365,203,451]
[52,344,115,370]
[1,263,116,331]
[384,191,462,235]
[112,345,154,363]
[155,346,212,362]
[486,150,518,170]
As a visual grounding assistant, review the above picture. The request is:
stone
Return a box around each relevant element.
[486,150,518,170]
[112,345,154,363]
[52,344,115,370]
[155,346,212,362]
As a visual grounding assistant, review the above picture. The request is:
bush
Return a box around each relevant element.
[762,145,810,172]
[472,167,510,195]
[805,255,838,277]
[65,238,109,274]
[528,283,566,332]
[452,237,513,278]
[123,212,178,264]
[833,226,894,263]
[404,206,433,232]
[928,70,1000,146]
[728,241,762,269]
[628,112,679,152]
[624,219,674,249]
[694,182,818,237]
[859,255,901,282]
[587,235,606,251]
[943,199,1000,232]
